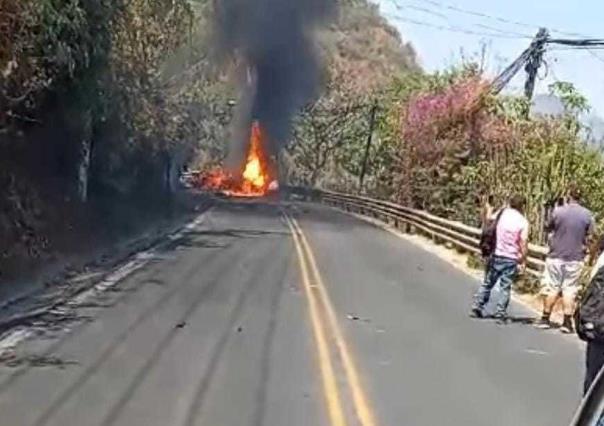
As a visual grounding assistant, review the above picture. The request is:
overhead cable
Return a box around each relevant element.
[395,0,599,39]
[384,13,531,39]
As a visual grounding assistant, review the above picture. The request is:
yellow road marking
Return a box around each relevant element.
[289,217,378,426]
[284,215,347,426]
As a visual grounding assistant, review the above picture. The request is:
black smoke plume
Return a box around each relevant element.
[215,0,336,166]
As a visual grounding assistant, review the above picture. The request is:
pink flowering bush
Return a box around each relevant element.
[395,75,518,216]
[401,77,490,161]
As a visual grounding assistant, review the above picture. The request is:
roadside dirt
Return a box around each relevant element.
[0,191,212,332]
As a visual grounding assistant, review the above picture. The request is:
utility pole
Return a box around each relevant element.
[359,99,378,193]
[524,28,549,101]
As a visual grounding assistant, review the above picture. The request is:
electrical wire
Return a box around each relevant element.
[491,47,532,94]
[587,49,604,64]
[418,0,538,29]
[387,1,448,20]
[384,0,533,38]
[548,38,604,46]
[383,13,531,40]
[549,46,604,52]
[396,0,600,39]
[547,46,604,64]
[473,23,532,39]
[382,0,604,94]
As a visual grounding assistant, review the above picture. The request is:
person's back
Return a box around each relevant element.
[536,186,595,333]
[495,207,529,261]
[471,195,528,322]
[549,202,593,261]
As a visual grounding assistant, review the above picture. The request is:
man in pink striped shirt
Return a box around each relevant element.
[471,194,529,324]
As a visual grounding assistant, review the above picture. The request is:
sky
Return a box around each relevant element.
[372,0,604,115]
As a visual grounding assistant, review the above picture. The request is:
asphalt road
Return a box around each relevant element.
[0,200,585,426]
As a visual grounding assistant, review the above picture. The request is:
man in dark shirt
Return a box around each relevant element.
[536,185,595,333]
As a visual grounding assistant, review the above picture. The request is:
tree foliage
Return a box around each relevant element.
[0,0,233,261]
[286,76,370,187]
[388,73,604,243]
[288,60,604,245]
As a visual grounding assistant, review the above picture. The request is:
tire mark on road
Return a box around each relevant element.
[30,239,232,426]
[183,236,289,426]
[0,212,216,395]
[100,236,279,426]
[252,243,292,426]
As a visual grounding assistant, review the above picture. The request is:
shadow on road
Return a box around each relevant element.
[506,316,536,325]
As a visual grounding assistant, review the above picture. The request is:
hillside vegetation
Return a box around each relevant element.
[323,0,419,91]
[288,59,604,245]
[0,0,418,279]
[0,0,220,279]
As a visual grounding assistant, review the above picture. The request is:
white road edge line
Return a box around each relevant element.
[0,208,213,355]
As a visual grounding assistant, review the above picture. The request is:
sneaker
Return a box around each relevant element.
[534,318,552,329]
[560,315,575,334]
[469,308,483,319]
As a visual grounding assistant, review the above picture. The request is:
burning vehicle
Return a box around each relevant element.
[195,0,334,199]
[196,121,278,197]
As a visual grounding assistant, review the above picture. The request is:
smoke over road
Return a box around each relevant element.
[215,0,336,165]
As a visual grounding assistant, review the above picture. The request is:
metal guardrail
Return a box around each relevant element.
[291,188,548,278]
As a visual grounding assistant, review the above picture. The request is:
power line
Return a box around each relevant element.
[385,0,532,38]
[386,0,532,38]
[418,0,537,30]
[388,1,448,20]
[491,47,533,94]
[549,46,604,52]
[383,13,531,40]
[473,23,532,39]
[388,0,600,40]
[547,38,604,47]
[547,45,604,64]
[587,49,604,65]
[384,0,604,78]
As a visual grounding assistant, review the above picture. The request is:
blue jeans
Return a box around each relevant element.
[472,256,518,317]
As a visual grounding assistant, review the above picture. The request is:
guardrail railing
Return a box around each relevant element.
[289,187,548,278]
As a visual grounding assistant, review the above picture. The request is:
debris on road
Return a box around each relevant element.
[347,314,371,323]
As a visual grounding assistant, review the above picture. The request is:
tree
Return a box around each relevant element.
[286,77,369,187]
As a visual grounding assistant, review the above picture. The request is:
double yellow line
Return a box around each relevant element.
[283,213,377,426]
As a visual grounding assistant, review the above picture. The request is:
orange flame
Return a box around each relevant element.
[198,121,275,197]
[241,122,268,193]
